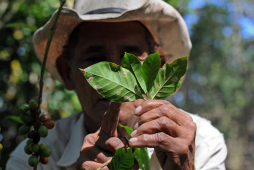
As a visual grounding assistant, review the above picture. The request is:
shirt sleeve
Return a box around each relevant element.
[6,139,34,170]
[193,115,228,170]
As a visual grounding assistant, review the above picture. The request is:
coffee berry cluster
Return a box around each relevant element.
[18,99,55,167]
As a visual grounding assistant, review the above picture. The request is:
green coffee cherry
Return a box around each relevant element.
[26,139,33,145]
[0,143,3,151]
[38,125,48,137]
[18,125,30,135]
[40,148,51,157]
[39,143,47,151]
[24,145,32,155]
[19,104,30,113]
[20,114,32,124]
[29,99,38,110]
[28,155,38,167]
[29,143,39,153]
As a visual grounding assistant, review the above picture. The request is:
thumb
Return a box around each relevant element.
[101,102,122,137]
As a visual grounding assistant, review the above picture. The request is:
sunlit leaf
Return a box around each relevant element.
[134,147,150,170]
[80,62,144,103]
[121,52,147,93]
[149,56,188,99]
[142,52,161,92]
[109,147,134,170]
[6,22,37,31]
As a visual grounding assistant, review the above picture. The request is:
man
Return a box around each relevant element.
[7,0,227,169]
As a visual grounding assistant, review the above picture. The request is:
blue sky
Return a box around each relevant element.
[183,0,254,39]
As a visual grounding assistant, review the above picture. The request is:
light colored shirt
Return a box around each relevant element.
[7,111,227,170]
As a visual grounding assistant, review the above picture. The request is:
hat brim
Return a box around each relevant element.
[33,0,192,83]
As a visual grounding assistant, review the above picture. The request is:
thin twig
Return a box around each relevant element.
[37,0,66,110]
[97,158,112,170]
[33,1,66,170]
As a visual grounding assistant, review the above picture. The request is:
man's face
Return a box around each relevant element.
[61,21,154,131]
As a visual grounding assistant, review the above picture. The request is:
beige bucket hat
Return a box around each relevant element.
[33,0,192,83]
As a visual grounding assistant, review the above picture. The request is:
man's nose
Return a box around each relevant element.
[109,52,123,65]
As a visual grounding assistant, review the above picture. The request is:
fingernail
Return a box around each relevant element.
[131,130,137,137]
[134,106,142,115]
[133,122,139,130]
[129,137,138,144]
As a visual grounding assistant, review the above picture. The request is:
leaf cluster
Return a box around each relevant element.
[80,52,188,103]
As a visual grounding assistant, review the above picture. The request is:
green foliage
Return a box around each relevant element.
[108,147,134,170]
[150,56,187,99]
[6,115,23,124]
[141,52,161,93]
[81,62,144,102]
[82,53,187,102]
[5,22,37,31]
[134,148,150,170]
[118,124,150,170]
[121,52,147,93]
[118,124,133,136]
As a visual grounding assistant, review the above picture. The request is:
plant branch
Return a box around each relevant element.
[37,0,65,108]
[33,1,66,170]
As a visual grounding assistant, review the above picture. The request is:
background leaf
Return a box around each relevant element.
[5,116,23,123]
[109,147,134,170]
[149,56,188,99]
[134,148,150,170]
[5,22,37,31]
[121,53,147,93]
[81,62,144,103]
[141,53,161,92]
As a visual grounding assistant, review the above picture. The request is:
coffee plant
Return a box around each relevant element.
[80,52,188,169]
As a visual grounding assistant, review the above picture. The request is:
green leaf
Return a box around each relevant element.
[149,56,188,99]
[81,62,144,103]
[142,52,161,92]
[5,116,23,123]
[109,147,134,170]
[119,124,133,136]
[134,147,150,170]
[5,22,37,31]
[121,52,147,93]
[118,124,150,170]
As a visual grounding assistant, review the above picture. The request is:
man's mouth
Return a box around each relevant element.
[98,98,110,103]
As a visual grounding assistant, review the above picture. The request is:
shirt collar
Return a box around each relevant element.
[56,112,87,167]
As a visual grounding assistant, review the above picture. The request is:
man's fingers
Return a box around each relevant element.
[135,100,194,127]
[131,117,183,138]
[96,134,125,153]
[80,161,108,170]
[101,102,122,136]
[129,132,179,152]
[134,100,164,116]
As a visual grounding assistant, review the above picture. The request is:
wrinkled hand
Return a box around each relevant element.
[129,100,196,170]
[76,103,137,170]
